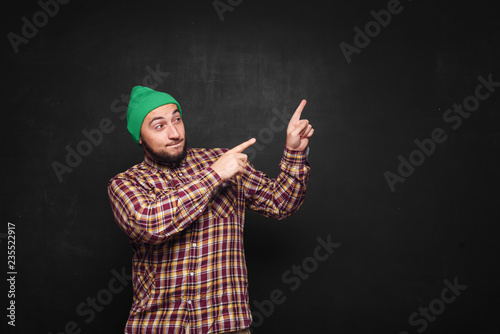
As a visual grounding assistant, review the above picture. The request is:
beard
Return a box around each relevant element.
[142,138,188,166]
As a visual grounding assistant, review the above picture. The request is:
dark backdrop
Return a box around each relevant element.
[2,0,500,333]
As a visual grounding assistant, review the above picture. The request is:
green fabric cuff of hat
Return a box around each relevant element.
[126,85,182,144]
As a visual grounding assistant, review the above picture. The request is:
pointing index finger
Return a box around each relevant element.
[291,99,307,122]
[228,137,256,153]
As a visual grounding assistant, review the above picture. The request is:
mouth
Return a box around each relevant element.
[167,141,183,149]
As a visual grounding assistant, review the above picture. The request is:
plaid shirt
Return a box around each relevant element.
[107,147,310,334]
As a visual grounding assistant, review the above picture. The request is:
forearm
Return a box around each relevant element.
[108,167,222,244]
[244,147,310,220]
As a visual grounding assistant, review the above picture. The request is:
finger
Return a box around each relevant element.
[290,99,307,122]
[228,138,256,153]
[234,160,246,175]
[237,153,248,163]
[304,129,314,138]
[300,124,313,137]
[302,126,314,138]
[291,120,309,137]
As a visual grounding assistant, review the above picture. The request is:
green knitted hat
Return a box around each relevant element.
[126,86,182,144]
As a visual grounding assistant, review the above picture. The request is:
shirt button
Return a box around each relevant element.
[179,172,183,176]
[189,272,195,276]
[187,300,192,304]
[192,243,197,247]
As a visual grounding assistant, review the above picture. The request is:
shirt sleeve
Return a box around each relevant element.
[107,168,222,245]
[242,147,310,220]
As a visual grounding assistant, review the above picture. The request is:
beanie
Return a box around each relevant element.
[126,85,182,144]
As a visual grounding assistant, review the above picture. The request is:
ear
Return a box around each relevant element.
[139,137,143,145]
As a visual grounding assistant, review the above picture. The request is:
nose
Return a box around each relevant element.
[166,124,180,140]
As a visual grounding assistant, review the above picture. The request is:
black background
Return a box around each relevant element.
[2,0,500,333]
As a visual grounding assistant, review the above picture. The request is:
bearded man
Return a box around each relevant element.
[107,86,313,334]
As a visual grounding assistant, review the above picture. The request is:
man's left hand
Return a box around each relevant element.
[286,99,314,151]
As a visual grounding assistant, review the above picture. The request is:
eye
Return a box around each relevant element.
[155,124,163,130]
[173,117,181,123]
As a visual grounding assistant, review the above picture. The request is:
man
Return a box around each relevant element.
[107,85,314,334]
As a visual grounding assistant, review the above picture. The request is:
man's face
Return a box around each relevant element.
[139,103,187,164]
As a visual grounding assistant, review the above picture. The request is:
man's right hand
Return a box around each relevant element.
[211,138,256,181]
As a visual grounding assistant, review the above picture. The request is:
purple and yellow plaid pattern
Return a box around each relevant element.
[107,147,310,334]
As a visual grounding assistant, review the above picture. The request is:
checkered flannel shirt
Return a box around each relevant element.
[107,146,310,333]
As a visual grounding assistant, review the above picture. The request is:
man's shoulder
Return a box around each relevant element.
[107,161,149,186]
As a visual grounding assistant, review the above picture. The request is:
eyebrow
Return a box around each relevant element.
[149,116,165,125]
[148,110,180,125]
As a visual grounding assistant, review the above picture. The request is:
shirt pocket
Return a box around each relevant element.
[131,264,157,315]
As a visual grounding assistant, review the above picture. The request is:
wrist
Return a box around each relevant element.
[285,144,307,152]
